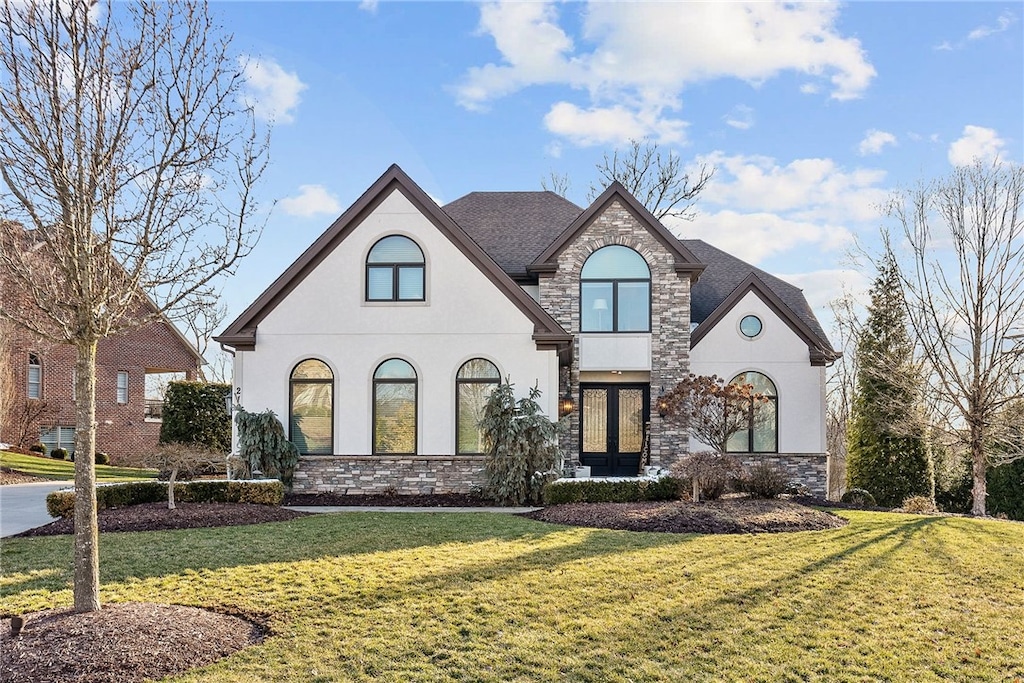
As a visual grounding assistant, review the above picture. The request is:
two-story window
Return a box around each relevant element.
[580,245,651,332]
[366,235,425,301]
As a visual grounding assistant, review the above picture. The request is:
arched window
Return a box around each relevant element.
[366,235,425,301]
[27,353,41,399]
[580,245,651,332]
[456,358,500,454]
[726,371,778,453]
[289,359,333,455]
[373,359,417,454]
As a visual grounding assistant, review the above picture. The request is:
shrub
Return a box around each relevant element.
[50,447,68,460]
[46,479,284,518]
[94,451,110,465]
[841,488,877,507]
[235,407,299,487]
[160,381,232,452]
[900,495,938,514]
[669,452,743,502]
[987,459,1024,521]
[29,442,46,455]
[542,477,681,505]
[742,462,790,499]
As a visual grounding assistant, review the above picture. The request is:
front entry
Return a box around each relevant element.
[580,383,649,476]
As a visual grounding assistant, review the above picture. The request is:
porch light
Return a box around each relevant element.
[559,392,575,417]
[657,396,670,418]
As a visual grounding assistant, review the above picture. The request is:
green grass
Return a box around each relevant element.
[1,450,157,482]
[2,510,1023,681]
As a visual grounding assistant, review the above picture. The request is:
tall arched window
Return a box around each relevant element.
[289,359,334,455]
[366,235,425,301]
[726,371,778,453]
[580,245,651,332]
[373,359,417,454]
[456,358,500,454]
[27,353,41,399]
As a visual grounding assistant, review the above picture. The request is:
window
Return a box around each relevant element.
[27,354,41,399]
[580,246,651,332]
[373,359,417,454]
[726,371,778,453]
[289,359,334,455]
[456,358,500,454]
[739,315,763,338]
[116,371,129,404]
[366,235,425,301]
[40,426,76,456]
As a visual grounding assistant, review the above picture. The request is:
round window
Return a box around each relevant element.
[739,315,762,338]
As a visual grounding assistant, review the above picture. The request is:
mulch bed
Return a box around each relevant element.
[0,466,49,485]
[284,491,497,507]
[0,603,267,683]
[12,501,310,538]
[525,498,849,534]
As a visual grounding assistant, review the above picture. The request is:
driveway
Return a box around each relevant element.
[0,481,69,537]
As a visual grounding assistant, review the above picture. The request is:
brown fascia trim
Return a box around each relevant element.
[214,164,572,357]
[690,273,840,364]
[530,181,707,283]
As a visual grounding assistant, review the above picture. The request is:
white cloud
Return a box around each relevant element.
[543,102,686,146]
[358,0,379,13]
[948,125,1007,166]
[858,129,897,156]
[280,185,341,217]
[967,10,1016,41]
[775,269,871,314]
[724,105,754,130]
[455,1,875,145]
[239,57,307,124]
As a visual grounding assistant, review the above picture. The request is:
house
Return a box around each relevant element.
[1,270,203,461]
[216,165,839,496]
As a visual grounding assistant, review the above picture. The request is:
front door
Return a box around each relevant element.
[580,384,649,476]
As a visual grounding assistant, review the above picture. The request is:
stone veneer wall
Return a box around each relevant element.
[735,454,829,498]
[538,199,692,469]
[293,455,488,494]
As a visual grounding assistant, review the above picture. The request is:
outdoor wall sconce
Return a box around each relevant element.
[657,396,670,418]
[559,392,576,417]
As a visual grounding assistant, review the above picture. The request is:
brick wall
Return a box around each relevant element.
[538,199,693,468]
[293,455,488,494]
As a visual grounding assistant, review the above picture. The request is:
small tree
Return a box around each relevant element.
[234,407,299,487]
[159,381,231,453]
[135,443,222,510]
[480,380,561,506]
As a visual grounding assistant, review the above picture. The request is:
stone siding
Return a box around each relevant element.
[736,453,829,498]
[293,455,488,494]
[538,199,692,468]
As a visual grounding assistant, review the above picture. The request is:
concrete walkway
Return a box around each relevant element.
[1,481,69,538]
[286,506,540,514]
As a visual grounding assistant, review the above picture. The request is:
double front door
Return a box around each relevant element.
[580,383,649,476]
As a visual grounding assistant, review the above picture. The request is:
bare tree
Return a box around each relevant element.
[825,292,862,496]
[133,442,222,510]
[0,0,267,611]
[0,319,14,440]
[541,171,571,198]
[169,296,228,381]
[589,139,714,221]
[883,160,1024,516]
[659,374,770,453]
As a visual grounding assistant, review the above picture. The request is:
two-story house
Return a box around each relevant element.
[216,165,839,496]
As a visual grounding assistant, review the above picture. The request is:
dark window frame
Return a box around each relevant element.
[365,236,426,302]
[289,359,335,456]
[725,372,779,454]
[455,358,500,455]
[579,246,652,334]
[372,359,418,455]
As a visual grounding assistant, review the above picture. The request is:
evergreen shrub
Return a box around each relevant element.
[30,442,46,455]
[542,477,680,504]
[159,381,232,452]
[94,451,110,465]
[840,488,877,507]
[45,479,283,518]
[50,448,67,460]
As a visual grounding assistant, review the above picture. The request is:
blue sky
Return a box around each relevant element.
[217,1,1023,340]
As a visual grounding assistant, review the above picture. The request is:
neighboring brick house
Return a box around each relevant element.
[1,293,202,462]
[216,165,840,496]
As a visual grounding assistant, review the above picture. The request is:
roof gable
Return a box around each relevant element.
[215,165,571,355]
[530,182,706,281]
[691,272,839,365]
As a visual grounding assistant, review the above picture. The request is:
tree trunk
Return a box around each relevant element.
[73,339,100,613]
[971,445,987,517]
[692,477,701,503]
[168,465,177,510]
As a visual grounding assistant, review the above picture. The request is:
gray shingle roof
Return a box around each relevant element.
[443,192,583,278]
[443,191,833,354]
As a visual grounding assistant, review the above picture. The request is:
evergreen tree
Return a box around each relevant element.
[846,258,931,507]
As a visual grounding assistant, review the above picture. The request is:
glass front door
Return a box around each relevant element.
[580,384,649,476]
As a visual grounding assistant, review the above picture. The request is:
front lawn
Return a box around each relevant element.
[0,451,157,482]
[2,510,1022,681]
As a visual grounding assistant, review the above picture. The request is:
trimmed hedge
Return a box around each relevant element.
[542,477,681,505]
[46,479,284,518]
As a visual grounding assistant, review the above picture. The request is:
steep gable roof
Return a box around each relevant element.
[685,239,838,364]
[215,165,572,355]
[529,182,706,281]
[442,191,583,280]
